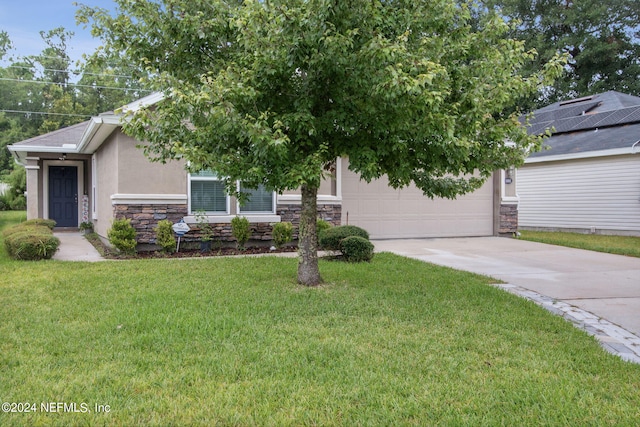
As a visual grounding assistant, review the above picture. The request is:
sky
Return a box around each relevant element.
[0,0,117,66]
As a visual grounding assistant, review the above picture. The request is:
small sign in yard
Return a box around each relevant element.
[172,219,191,252]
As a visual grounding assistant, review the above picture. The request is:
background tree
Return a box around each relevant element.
[0,26,150,180]
[80,0,562,285]
[486,0,640,108]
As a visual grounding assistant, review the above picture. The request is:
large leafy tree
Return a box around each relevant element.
[486,0,640,107]
[79,0,562,285]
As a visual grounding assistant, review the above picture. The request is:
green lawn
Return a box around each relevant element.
[1,212,639,425]
[519,230,640,258]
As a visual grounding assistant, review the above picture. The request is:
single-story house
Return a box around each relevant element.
[518,91,640,236]
[8,93,518,246]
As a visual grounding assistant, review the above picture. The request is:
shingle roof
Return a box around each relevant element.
[526,91,640,158]
[10,121,89,149]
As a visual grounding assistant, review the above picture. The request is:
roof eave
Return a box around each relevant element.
[76,115,121,154]
[525,147,637,164]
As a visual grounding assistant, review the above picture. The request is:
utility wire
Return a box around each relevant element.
[0,77,151,92]
[6,65,135,79]
[0,109,93,118]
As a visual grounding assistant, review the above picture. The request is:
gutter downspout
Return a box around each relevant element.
[632,140,640,154]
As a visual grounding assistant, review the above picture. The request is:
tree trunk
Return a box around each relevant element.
[297,184,322,286]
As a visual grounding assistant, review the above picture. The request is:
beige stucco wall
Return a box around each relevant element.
[92,131,187,237]
[116,135,187,194]
[93,133,119,237]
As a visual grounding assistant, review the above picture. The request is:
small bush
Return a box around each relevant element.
[4,225,60,261]
[339,236,374,262]
[2,224,51,240]
[231,216,251,251]
[319,225,370,251]
[154,220,176,253]
[108,219,137,255]
[272,221,294,249]
[317,219,332,236]
[22,218,57,230]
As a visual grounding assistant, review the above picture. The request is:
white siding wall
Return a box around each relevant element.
[518,154,640,234]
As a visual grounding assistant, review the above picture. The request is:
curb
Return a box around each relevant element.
[494,283,640,364]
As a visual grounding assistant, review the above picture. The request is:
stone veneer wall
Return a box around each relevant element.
[277,203,342,239]
[499,203,518,235]
[114,202,342,246]
[114,204,188,244]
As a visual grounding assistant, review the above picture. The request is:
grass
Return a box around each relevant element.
[519,230,640,258]
[1,211,640,425]
[0,210,26,259]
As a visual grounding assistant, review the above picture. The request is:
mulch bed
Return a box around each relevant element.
[134,246,299,259]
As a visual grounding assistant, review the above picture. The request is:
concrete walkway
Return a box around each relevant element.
[374,237,640,363]
[52,231,104,262]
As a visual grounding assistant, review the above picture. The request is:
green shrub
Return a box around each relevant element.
[0,193,9,211]
[339,236,374,262]
[4,228,60,260]
[2,167,26,211]
[231,216,251,251]
[108,219,137,255]
[319,225,370,251]
[2,224,51,240]
[272,221,294,249]
[22,218,56,230]
[194,210,214,242]
[154,220,176,253]
[317,219,332,236]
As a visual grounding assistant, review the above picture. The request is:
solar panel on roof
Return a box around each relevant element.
[592,110,619,128]
[552,116,589,133]
[554,101,601,120]
[618,106,640,124]
[527,122,554,135]
[557,115,602,133]
[529,110,555,124]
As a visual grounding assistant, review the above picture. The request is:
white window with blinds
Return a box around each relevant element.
[238,183,276,214]
[188,171,229,214]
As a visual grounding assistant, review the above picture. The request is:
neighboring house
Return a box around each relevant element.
[519,91,640,236]
[8,93,517,246]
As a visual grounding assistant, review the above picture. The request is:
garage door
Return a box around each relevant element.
[340,161,495,239]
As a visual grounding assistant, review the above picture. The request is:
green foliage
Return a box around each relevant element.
[486,0,640,107]
[3,221,59,260]
[22,218,56,229]
[231,216,251,251]
[272,221,294,249]
[0,167,26,210]
[2,224,50,240]
[194,210,214,242]
[82,0,564,284]
[0,28,150,179]
[154,219,176,253]
[316,219,332,237]
[319,225,370,251]
[107,218,137,255]
[339,236,374,263]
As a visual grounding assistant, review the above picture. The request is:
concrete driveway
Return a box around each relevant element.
[374,237,640,361]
